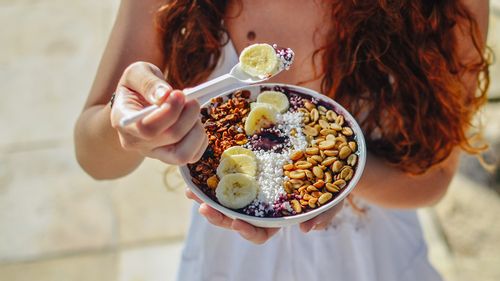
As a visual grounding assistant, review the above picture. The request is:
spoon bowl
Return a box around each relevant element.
[229,63,281,83]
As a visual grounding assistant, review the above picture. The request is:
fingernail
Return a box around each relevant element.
[236,224,253,237]
[173,90,186,101]
[168,91,179,102]
[301,224,312,233]
[153,85,169,103]
[160,102,170,111]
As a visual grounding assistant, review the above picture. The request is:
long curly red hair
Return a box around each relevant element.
[155,0,490,174]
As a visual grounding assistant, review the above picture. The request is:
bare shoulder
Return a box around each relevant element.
[117,0,166,38]
[460,0,489,16]
[120,0,166,9]
[458,0,489,40]
[120,0,169,13]
[453,0,489,66]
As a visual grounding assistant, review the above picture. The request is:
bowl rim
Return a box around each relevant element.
[179,83,367,225]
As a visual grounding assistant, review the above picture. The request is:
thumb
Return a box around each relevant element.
[120,61,173,105]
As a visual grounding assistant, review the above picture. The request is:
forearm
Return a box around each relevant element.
[73,0,167,179]
[74,104,144,180]
[352,150,460,209]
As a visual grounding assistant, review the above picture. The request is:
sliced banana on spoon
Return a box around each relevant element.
[239,43,295,79]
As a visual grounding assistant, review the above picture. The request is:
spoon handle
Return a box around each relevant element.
[184,74,234,100]
[119,74,237,127]
[119,104,159,127]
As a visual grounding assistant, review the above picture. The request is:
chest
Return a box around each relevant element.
[224,0,331,93]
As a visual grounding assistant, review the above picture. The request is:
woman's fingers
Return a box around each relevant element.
[185,188,203,204]
[110,87,148,128]
[110,86,182,135]
[149,121,207,164]
[138,90,186,135]
[173,121,207,162]
[189,132,209,164]
[126,91,184,143]
[231,220,280,244]
[115,91,202,148]
[121,61,173,104]
[198,203,280,244]
[110,61,208,167]
[299,201,344,233]
[157,98,201,144]
[112,88,206,164]
[199,203,233,229]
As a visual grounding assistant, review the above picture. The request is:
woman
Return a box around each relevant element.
[74,0,490,280]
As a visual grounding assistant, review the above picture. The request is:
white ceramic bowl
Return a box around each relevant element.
[179,83,366,228]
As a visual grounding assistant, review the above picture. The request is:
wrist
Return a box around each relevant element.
[75,104,144,180]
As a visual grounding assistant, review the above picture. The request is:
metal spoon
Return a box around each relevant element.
[119,63,280,127]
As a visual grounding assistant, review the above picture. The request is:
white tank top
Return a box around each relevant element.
[177,40,442,281]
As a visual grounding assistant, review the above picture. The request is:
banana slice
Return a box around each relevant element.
[216,173,258,209]
[216,154,258,178]
[244,104,278,135]
[239,43,279,79]
[256,91,290,113]
[250,102,272,110]
[221,146,256,161]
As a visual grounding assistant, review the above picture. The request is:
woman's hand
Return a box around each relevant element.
[186,189,343,244]
[110,62,208,165]
[185,189,280,244]
[298,199,343,232]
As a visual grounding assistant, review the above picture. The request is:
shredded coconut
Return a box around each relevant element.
[278,111,308,153]
[254,150,289,205]
[243,110,308,216]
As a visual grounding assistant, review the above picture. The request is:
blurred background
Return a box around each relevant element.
[0,1,499,281]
